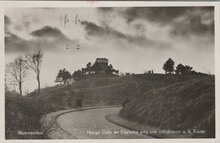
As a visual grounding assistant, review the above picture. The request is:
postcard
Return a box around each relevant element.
[0,1,219,143]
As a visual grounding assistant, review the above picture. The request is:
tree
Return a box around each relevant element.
[27,50,43,93]
[6,57,29,103]
[176,64,193,75]
[91,61,100,74]
[185,65,193,74]
[72,69,84,81]
[163,58,175,74]
[175,64,185,75]
[107,64,119,74]
[63,69,72,84]
[86,62,92,74]
[55,68,72,84]
[107,64,113,74]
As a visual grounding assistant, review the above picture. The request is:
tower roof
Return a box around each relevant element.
[96,58,108,64]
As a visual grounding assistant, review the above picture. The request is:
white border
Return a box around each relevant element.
[0,1,219,143]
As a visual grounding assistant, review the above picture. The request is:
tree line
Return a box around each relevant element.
[162,58,207,75]
[6,54,209,103]
[55,58,209,85]
[55,61,119,84]
[6,50,43,103]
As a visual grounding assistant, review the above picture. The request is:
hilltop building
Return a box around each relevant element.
[93,58,109,74]
[72,58,119,81]
[96,58,108,64]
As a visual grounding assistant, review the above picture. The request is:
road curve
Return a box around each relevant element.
[57,107,152,139]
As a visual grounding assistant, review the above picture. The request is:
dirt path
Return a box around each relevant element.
[56,107,152,139]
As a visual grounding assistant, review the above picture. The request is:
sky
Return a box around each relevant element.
[5,7,214,93]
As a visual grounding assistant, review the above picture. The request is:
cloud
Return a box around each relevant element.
[170,8,214,37]
[5,26,77,54]
[81,21,105,37]
[123,7,189,24]
[31,26,67,39]
[5,32,30,53]
[98,7,113,12]
[98,7,191,24]
[81,20,171,49]
[5,14,35,40]
[4,7,215,93]
[99,7,214,37]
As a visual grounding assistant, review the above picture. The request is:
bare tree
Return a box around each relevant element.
[27,50,44,93]
[6,57,29,103]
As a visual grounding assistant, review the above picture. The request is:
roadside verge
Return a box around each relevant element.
[105,114,192,138]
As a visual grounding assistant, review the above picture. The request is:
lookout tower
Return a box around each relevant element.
[95,58,108,64]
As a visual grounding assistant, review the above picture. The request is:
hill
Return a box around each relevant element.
[5,90,45,139]
[27,74,192,115]
[6,73,214,138]
[119,75,215,138]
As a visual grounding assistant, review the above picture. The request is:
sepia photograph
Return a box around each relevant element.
[4,5,216,139]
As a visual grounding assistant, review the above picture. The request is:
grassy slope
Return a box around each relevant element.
[6,74,214,138]
[5,91,45,139]
[29,74,185,115]
[119,75,215,138]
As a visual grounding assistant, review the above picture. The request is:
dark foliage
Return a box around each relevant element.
[72,58,119,81]
[163,58,175,74]
[5,90,46,139]
[55,68,72,84]
[176,64,193,75]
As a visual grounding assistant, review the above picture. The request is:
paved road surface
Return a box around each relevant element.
[57,107,152,139]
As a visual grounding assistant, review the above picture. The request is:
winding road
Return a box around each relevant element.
[57,107,151,139]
